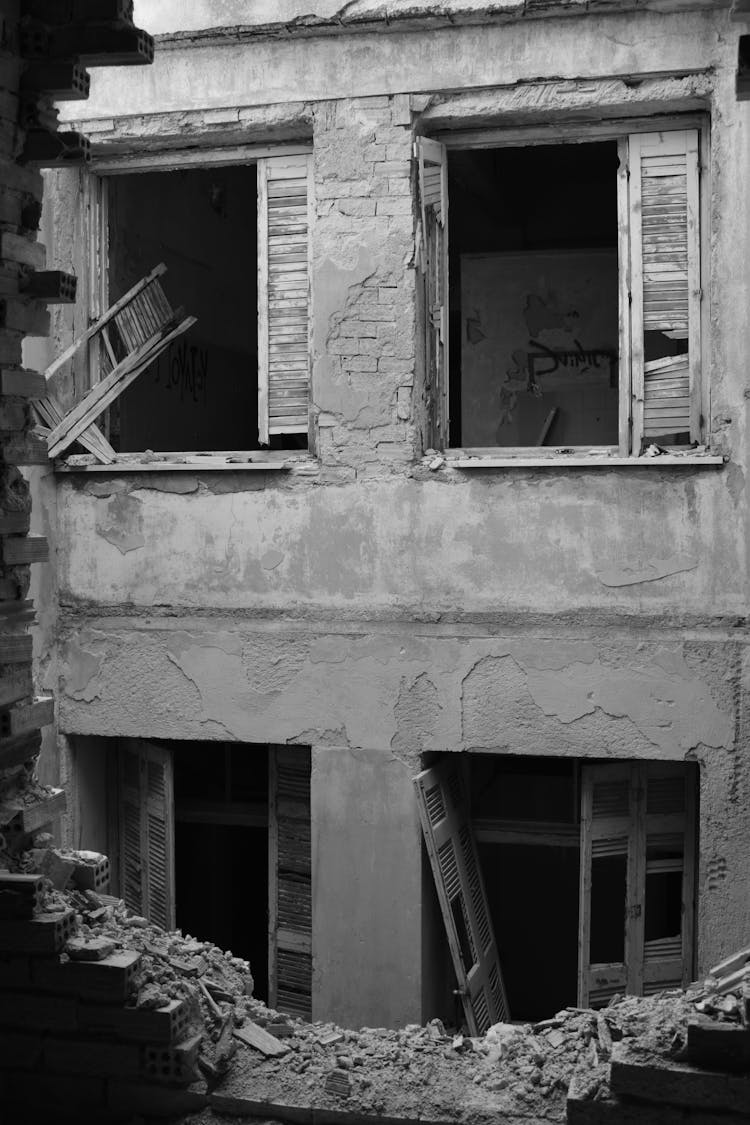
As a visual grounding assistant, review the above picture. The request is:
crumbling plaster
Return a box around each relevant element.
[59,10,728,120]
[28,0,750,1028]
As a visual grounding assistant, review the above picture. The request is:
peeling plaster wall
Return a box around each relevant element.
[41,4,750,1027]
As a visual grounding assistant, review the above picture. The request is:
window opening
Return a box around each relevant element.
[417,125,704,457]
[417,755,697,1025]
[449,143,619,450]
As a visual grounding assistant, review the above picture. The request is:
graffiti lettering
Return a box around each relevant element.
[152,340,209,405]
[527,338,616,385]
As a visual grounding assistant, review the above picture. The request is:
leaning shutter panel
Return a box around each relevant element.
[414,761,508,1034]
[143,742,175,931]
[269,747,312,1020]
[119,740,144,916]
[416,137,449,448]
[629,130,701,449]
[258,155,312,443]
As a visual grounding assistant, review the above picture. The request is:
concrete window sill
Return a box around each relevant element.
[444,453,726,469]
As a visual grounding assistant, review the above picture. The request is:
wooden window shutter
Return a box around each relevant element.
[579,762,695,1008]
[257,155,312,444]
[415,137,449,449]
[628,129,702,451]
[578,763,634,1008]
[117,739,175,931]
[269,746,312,1020]
[640,763,696,994]
[414,761,509,1034]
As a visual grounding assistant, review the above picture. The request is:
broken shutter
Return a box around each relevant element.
[416,137,449,448]
[257,155,312,444]
[628,129,701,451]
[269,746,312,1020]
[578,762,695,1008]
[414,761,509,1034]
[118,739,175,931]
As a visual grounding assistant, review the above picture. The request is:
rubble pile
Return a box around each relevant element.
[5,841,750,1124]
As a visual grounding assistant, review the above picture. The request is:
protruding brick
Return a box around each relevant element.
[33,948,141,1003]
[0,534,48,565]
[0,908,76,954]
[0,694,53,737]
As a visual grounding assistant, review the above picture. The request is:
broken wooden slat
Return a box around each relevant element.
[42,262,166,384]
[233,1020,289,1058]
[47,313,196,459]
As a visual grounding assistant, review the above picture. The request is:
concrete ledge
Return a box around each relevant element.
[610,1042,750,1116]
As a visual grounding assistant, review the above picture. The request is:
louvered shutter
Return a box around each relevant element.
[269,747,312,1020]
[579,763,695,1007]
[414,761,508,1034]
[578,764,634,1008]
[415,138,449,449]
[118,739,175,930]
[119,740,144,914]
[257,155,312,443]
[628,130,701,450]
[640,763,696,995]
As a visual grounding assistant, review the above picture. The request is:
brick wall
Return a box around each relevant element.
[0,5,209,1121]
[313,95,426,474]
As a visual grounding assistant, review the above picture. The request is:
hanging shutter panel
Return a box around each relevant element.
[416,137,449,449]
[579,762,695,1007]
[257,155,312,443]
[144,742,175,931]
[641,763,695,994]
[414,761,508,1034]
[119,740,144,915]
[117,739,175,930]
[269,747,312,1020]
[578,764,634,1008]
[629,130,701,450]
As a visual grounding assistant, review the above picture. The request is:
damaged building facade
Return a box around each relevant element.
[27,0,750,1034]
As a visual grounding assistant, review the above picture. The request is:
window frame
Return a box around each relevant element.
[421,114,712,464]
[60,142,314,468]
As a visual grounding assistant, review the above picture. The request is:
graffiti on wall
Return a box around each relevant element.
[151,339,209,405]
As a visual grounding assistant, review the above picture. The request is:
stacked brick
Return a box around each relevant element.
[0,4,194,1120]
[0,872,206,1122]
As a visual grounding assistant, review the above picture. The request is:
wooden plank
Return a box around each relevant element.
[0,535,48,565]
[43,262,167,383]
[233,1020,289,1058]
[627,767,645,996]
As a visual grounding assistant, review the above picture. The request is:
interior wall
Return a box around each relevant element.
[449,143,619,448]
[108,165,259,452]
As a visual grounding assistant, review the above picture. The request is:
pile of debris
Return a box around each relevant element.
[5,840,750,1124]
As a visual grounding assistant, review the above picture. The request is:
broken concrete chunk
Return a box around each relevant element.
[65,935,116,961]
[233,1019,289,1057]
[324,1067,352,1098]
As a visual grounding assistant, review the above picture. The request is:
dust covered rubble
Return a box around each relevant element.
[11,870,740,1121]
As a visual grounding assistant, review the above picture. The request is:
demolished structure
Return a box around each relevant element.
[2,0,750,1121]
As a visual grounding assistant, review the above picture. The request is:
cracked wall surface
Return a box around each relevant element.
[32,2,750,1028]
